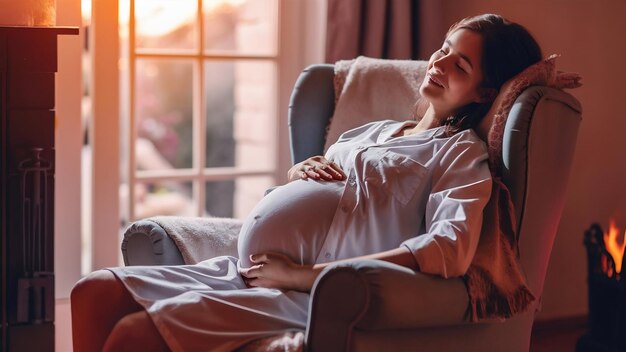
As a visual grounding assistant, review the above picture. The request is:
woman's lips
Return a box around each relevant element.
[427,74,445,88]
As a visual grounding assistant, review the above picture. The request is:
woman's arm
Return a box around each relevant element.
[239,247,418,292]
[402,139,492,278]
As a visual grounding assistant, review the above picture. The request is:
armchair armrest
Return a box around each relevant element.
[305,260,472,352]
[305,265,369,352]
[122,216,242,266]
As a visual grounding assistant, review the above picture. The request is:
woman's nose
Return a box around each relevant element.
[432,57,446,73]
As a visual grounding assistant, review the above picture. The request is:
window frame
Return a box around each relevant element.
[87,0,326,271]
[125,0,279,221]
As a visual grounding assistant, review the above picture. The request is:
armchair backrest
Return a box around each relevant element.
[288,64,582,301]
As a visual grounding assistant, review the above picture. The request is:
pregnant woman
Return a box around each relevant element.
[71,14,543,351]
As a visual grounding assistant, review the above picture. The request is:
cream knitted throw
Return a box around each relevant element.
[149,216,241,264]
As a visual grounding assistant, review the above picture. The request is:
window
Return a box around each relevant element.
[121,0,278,223]
[81,0,326,273]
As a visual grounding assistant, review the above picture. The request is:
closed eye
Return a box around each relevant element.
[438,48,468,73]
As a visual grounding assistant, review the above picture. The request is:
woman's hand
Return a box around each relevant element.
[287,156,346,182]
[238,252,317,292]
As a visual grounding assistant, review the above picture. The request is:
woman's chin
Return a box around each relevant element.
[419,87,443,104]
[419,81,444,98]
[418,84,433,99]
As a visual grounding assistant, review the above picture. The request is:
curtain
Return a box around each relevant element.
[325,0,420,63]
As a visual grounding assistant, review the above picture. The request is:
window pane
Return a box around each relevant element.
[206,176,274,219]
[203,0,277,55]
[205,60,276,169]
[135,0,197,50]
[134,181,196,220]
[135,59,194,170]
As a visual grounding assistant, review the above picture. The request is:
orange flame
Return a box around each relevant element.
[604,220,626,274]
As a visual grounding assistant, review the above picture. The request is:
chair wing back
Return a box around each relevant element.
[288,64,582,300]
[288,64,335,164]
[504,87,582,297]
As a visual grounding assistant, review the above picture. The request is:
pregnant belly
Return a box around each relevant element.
[237,179,344,268]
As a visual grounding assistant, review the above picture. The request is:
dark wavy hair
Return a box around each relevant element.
[441,14,543,135]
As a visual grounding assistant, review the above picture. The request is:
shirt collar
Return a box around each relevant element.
[379,120,445,143]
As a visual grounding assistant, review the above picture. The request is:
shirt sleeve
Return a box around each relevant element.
[401,136,492,278]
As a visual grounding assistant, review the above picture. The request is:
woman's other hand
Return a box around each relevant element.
[287,156,346,182]
[238,252,317,292]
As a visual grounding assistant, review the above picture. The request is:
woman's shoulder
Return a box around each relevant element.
[359,119,404,130]
[445,127,486,144]
[442,128,489,155]
[338,119,405,139]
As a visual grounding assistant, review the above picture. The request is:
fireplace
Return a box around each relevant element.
[0,26,78,351]
[577,222,626,352]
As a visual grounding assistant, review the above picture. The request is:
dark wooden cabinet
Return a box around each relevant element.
[0,26,78,352]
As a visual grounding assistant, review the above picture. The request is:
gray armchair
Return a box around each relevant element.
[121,64,582,351]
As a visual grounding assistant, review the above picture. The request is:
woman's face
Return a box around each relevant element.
[419,29,486,115]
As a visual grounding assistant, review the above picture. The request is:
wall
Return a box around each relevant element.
[56,0,82,350]
[428,0,626,320]
[276,0,328,184]
[56,0,82,298]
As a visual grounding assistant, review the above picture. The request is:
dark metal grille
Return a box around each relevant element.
[577,223,626,352]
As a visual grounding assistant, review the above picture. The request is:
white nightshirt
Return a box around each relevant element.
[108,120,492,352]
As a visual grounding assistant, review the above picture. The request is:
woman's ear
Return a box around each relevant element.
[476,87,497,103]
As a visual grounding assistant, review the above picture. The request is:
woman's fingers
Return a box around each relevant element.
[302,165,320,180]
[312,165,334,180]
[289,156,346,182]
[239,263,263,278]
[303,159,345,181]
[246,278,271,288]
[250,253,272,263]
[240,253,305,290]
[328,161,346,180]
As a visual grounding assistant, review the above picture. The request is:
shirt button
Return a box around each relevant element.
[348,176,356,185]
[341,204,349,212]
[356,146,365,150]
[325,253,331,259]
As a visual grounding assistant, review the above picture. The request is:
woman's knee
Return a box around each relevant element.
[71,269,138,314]
[104,312,168,352]
[71,270,118,303]
[70,270,123,301]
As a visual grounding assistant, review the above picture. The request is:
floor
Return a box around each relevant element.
[530,316,587,352]
[56,299,73,352]
[56,301,588,352]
